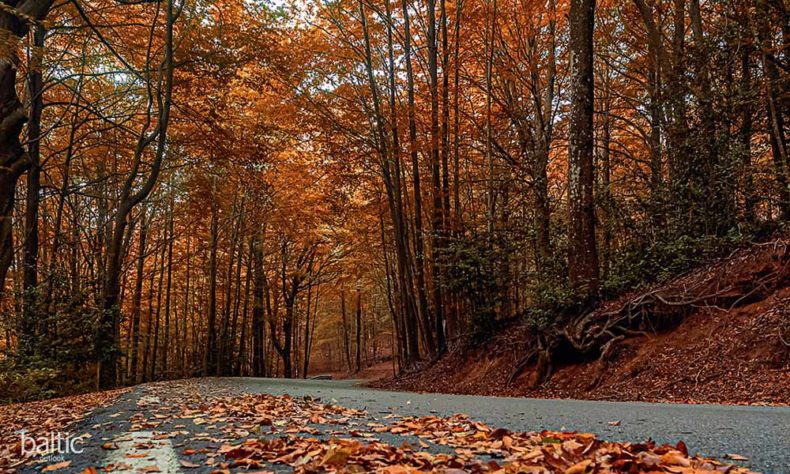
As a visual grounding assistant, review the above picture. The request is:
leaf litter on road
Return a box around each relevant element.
[5,380,762,473]
[0,388,129,471]
[99,381,759,473]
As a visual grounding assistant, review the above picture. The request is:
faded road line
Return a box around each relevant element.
[103,430,181,473]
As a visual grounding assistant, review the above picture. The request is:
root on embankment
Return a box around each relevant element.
[509,238,790,388]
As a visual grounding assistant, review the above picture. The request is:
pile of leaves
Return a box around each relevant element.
[199,394,757,473]
[204,393,366,429]
[0,387,129,470]
[369,415,755,473]
[212,412,760,473]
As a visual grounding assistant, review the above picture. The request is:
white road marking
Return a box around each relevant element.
[103,430,182,473]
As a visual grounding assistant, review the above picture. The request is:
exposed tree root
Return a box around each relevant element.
[509,238,790,386]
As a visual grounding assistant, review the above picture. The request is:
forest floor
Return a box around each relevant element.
[373,238,790,406]
[6,378,787,473]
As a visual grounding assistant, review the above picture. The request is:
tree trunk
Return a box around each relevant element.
[181,236,191,375]
[756,0,790,217]
[534,1,556,273]
[206,195,219,375]
[0,0,53,299]
[162,197,174,379]
[129,206,148,384]
[141,234,158,383]
[567,0,599,298]
[98,0,176,388]
[236,236,253,376]
[739,17,755,222]
[341,289,352,371]
[667,0,688,185]
[359,0,420,365]
[20,25,45,355]
[251,233,265,377]
[633,0,663,199]
[151,221,167,381]
[400,0,431,362]
[355,288,362,372]
[427,0,446,356]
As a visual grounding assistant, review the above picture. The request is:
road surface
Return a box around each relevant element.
[20,378,790,473]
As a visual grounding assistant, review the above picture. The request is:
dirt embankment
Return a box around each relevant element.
[373,238,790,405]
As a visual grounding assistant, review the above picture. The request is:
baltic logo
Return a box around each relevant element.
[19,431,84,460]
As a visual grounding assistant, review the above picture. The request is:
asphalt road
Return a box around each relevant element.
[237,378,790,474]
[20,378,790,473]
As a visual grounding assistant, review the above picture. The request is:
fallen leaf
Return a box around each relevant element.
[661,452,691,467]
[565,459,593,474]
[124,453,148,459]
[138,466,161,473]
[676,440,688,456]
[725,453,749,461]
[42,461,72,472]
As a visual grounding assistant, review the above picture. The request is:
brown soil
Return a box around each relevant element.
[372,239,790,406]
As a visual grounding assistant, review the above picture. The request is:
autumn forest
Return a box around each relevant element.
[0,0,788,399]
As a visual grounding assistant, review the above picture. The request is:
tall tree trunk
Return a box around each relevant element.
[427,0,446,356]
[399,0,431,361]
[98,0,176,388]
[341,289,352,371]
[756,0,790,217]
[162,197,174,379]
[303,284,318,378]
[129,206,148,384]
[534,1,556,274]
[355,287,362,372]
[359,0,420,364]
[0,0,53,299]
[452,0,463,226]
[236,235,253,376]
[219,198,243,375]
[633,0,663,199]
[181,236,191,375]
[141,232,158,383]
[229,222,244,374]
[567,0,599,298]
[251,233,265,377]
[667,0,688,186]
[20,25,45,355]
[281,286,295,379]
[599,63,613,279]
[485,0,497,236]
[739,17,755,222]
[206,195,219,375]
[151,221,167,381]
[689,0,729,232]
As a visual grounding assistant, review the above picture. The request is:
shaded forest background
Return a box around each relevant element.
[0,0,788,401]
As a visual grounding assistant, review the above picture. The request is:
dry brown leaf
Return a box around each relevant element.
[42,460,72,472]
[179,459,200,468]
[138,465,161,473]
[124,453,148,459]
[564,460,593,474]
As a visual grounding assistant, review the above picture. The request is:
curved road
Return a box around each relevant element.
[20,378,789,473]
[239,378,789,473]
